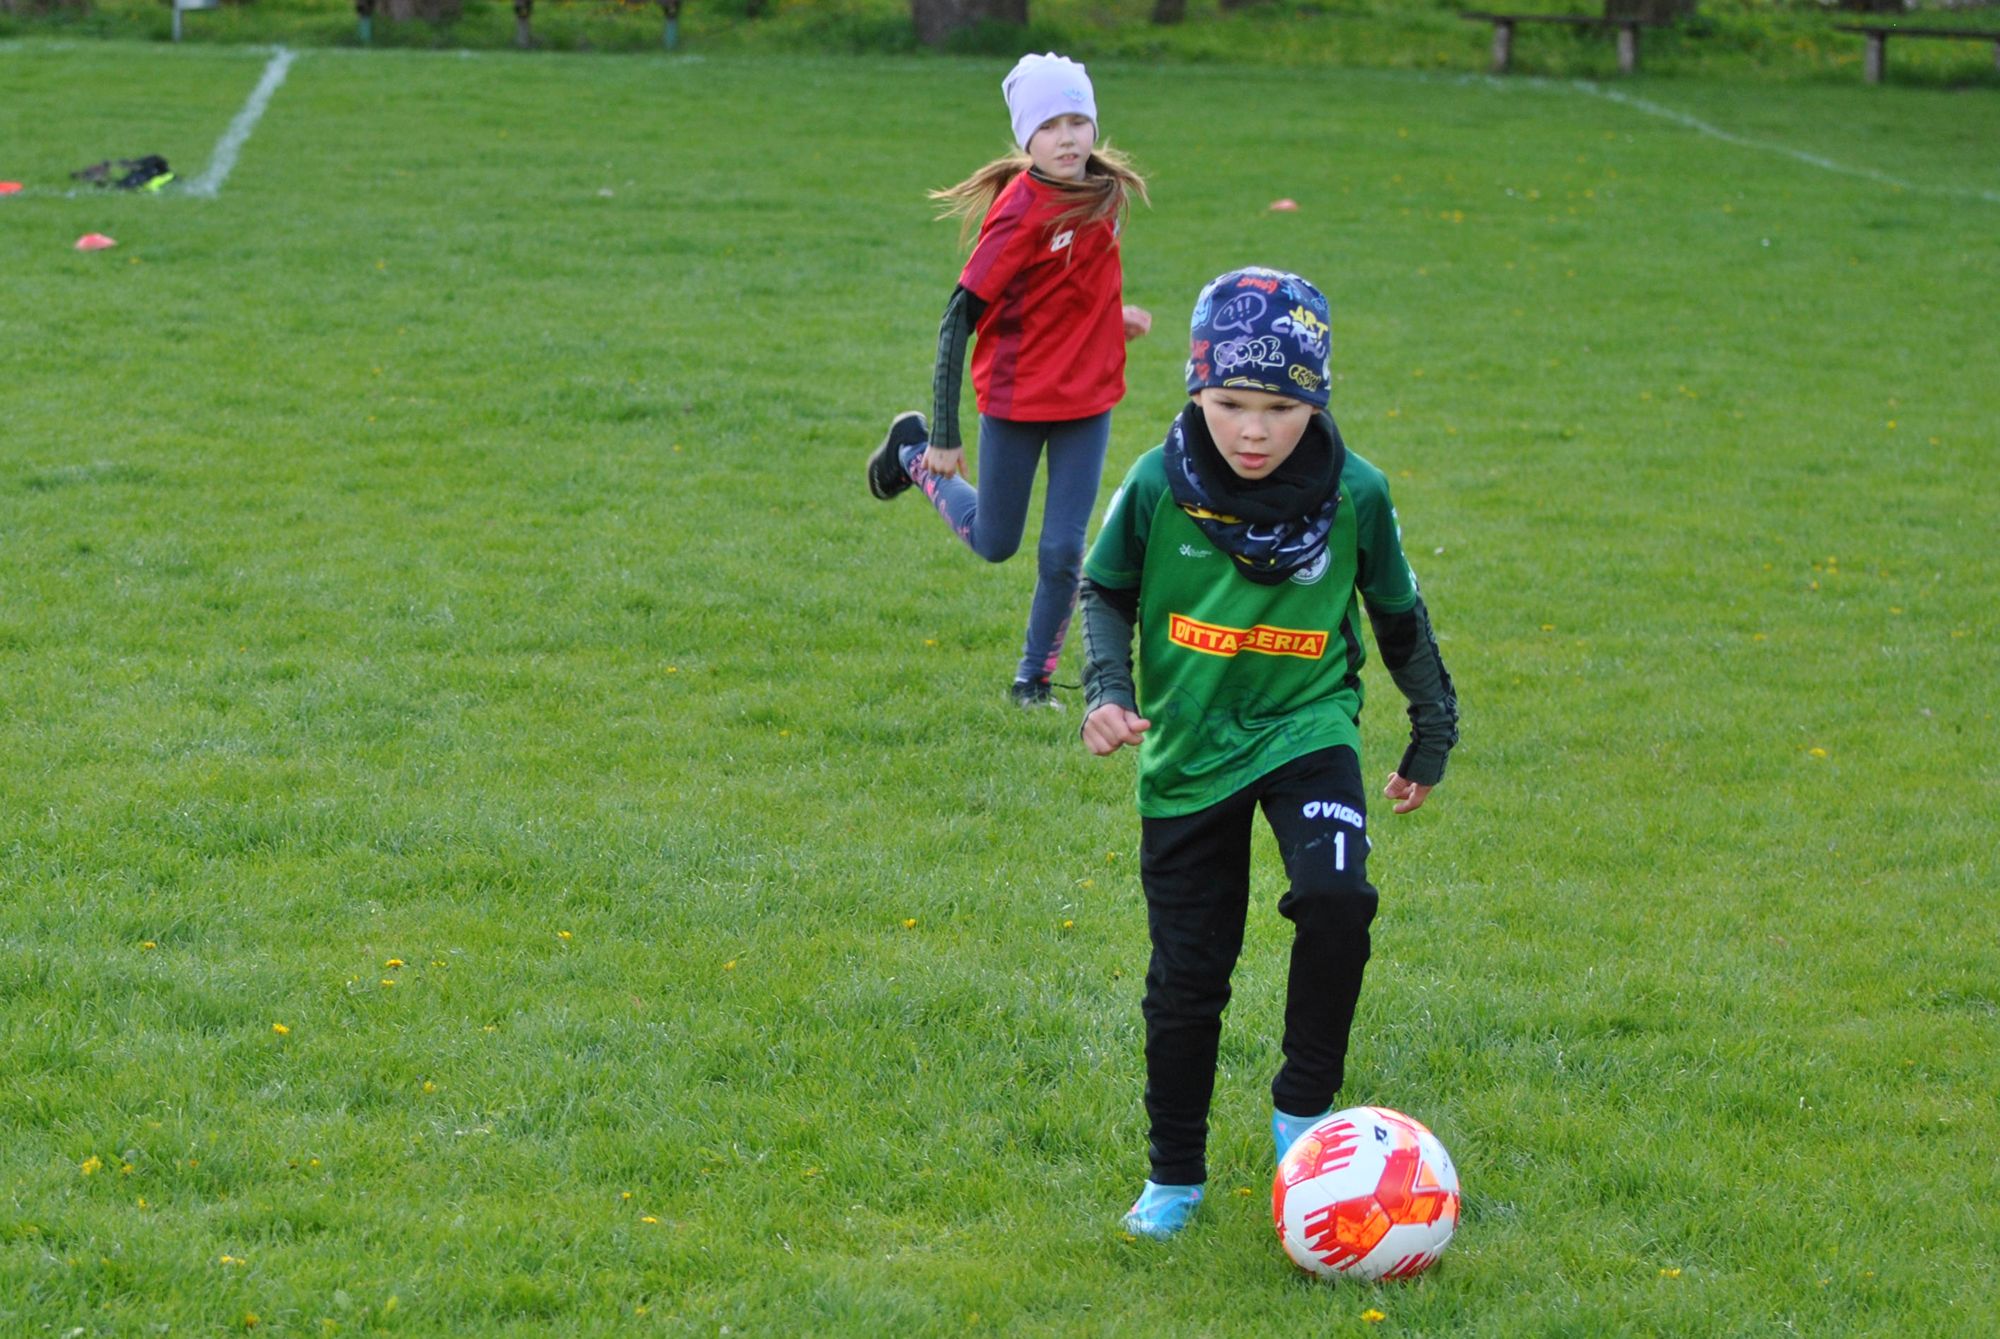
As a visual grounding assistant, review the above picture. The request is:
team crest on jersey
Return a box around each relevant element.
[1050,229,1074,253]
[1290,549,1331,586]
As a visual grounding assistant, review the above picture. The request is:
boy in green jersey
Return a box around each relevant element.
[1079,267,1459,1239]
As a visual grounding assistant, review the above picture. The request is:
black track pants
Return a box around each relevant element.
[1136,746,1379,1186]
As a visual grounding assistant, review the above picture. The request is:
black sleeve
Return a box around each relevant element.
[930,285,986,455]
[1365,594,1459,787]
[1079,578,1140,720]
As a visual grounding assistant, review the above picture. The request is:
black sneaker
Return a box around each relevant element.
[1009,676,1062,710]
[867,411,928,501]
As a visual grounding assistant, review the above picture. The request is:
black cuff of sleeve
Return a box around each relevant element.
[1397,742,1449,788]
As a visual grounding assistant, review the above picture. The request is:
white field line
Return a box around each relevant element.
[183,46,298,199]
[1563,78,2000,206]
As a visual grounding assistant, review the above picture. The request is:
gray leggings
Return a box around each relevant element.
[904,411,1113,684]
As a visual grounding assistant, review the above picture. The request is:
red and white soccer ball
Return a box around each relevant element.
[1272,1105,1461,1281]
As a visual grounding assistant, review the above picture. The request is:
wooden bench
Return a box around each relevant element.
[1834,24,2000,84]
[1463,12,1667,75]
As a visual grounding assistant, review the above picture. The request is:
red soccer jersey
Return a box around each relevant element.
[957,171,1126,423]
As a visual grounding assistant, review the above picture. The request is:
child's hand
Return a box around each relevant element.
[922,444,968,480]
[1083,704,1151,755]
[1122,305,1152,341]
[1382,772,1434,815]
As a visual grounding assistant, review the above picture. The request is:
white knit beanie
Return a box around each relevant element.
[1002,53,1097,151]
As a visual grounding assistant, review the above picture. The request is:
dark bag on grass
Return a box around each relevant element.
[71,156,174,191]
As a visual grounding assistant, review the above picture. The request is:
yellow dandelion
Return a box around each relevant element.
[385,958,404,968]
[1540,623,1555,632]
[119,1162,134,1176]
[1078,878,1095,889]
[272,1023,290,1035]
[640,1215,659,1225]
[667,664,679,672]
[723,959,737,971]
[309,1158,320,1168]
[901,918,917,930]
[80,1156,103,1175]
[558,930,573,941]
[244,1313,260,1329]
[804,1167,820,1178]
[1062,920,1075,930]
[221,1254,243,1265]
[380,979,396,987]
[137,1197,149,1210]
[622,1191,633,1201]
[422,1081,437,1094]
[142,941,158,950]
[1362,1310,1387,1323]
[1660,1267,1683,1278]
[1234,1187,1253,1197]
[1809,747,1828,758]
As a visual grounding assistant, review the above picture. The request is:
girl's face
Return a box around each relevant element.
[1194,387,1314,480]
[1026,113,1095,181]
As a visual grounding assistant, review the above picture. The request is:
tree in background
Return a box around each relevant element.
[912,0,1028,48]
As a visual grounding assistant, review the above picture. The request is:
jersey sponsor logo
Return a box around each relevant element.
[1178,543,1213,559]
[1050,229,1074,253]
[1168,613,1328,660]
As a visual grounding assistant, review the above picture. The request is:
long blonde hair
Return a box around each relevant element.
[929,143,1150,248]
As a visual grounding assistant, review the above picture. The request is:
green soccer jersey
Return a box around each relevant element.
[1084,443,1420,818]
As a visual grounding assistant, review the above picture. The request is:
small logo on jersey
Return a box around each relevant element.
[1050,229,1074,253]
[1179,543,1212,559]
[1168,613,1328,660]
[1290,550,1331,586]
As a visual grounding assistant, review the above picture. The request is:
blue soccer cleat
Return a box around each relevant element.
[1273,1107,1332,1164]
[1122,1180,1204,1239]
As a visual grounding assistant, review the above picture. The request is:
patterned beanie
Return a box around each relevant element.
[1185,267,1333,408]
[1002,53,1097,151]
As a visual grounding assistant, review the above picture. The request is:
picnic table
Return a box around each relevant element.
[1834,23,2000,84]
[1463,11,1669,75]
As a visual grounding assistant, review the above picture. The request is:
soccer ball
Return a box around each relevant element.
[1272,1106,1461,1281]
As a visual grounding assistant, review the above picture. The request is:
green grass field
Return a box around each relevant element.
[3,39,1997,1336]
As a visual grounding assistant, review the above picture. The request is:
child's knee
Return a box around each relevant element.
[1280,871,1377,932]
[1036,540,1084,581]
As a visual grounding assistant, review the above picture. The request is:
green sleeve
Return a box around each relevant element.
[1084,447,1165,590]
[1347,454,1420,615]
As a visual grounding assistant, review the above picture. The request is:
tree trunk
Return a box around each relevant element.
[911,0,1028,48]
[1151,0,1185,22]
[513,0,532,47]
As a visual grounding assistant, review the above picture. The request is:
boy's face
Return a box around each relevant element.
[1026,113,1095,181]
[1193,387,1314,480]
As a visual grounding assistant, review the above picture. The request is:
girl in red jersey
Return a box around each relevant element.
[866,52,1151,709]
